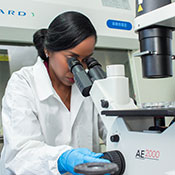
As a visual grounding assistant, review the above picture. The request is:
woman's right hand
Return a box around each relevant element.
[57,148,110,175]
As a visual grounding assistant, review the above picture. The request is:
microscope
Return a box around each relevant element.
[68,0,175,174]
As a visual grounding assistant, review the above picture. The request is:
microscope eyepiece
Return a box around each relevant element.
[67,57,82,72]
[86,57,101,69]
[67,57,106,96]
[67,57,92,97]
[85,57,106,81]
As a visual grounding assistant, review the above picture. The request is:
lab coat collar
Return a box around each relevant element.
[33,57,86,123]
[33,57,54,101]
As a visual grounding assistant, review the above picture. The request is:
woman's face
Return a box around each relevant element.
[48,35,96,87]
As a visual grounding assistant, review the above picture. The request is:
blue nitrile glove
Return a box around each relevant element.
[57,148,110,174]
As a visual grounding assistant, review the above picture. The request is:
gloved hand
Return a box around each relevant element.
[57,148,110,174]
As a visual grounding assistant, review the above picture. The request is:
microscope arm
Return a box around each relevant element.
[89,64,137,130]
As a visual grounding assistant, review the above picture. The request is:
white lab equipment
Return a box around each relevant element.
[0,0,138,50]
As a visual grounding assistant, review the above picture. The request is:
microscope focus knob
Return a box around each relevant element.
[102,150,126,175]
[101,100,109,108]
[110,135,120,142]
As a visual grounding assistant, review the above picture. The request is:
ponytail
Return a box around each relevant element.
[33,29,48,61]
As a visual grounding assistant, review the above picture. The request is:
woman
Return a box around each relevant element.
[1,11,109,175]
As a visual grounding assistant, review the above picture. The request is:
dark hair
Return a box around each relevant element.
[33,11,97,61]
[33,29,48,60]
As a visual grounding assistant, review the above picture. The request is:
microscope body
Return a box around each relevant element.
[109,117,175,175]
[90,64,175,175]
[90,65,137,131]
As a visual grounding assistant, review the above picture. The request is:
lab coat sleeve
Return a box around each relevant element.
[2,72,72,175]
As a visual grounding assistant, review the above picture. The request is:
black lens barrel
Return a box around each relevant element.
[139,27,173,78]
[67,57,92,97]
[86,57,106,82]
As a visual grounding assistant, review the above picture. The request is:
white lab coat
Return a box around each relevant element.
[0,57,107,175]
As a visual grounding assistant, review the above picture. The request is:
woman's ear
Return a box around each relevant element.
[44,49,49,58]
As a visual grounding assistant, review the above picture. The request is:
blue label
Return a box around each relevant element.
[107,19,132,31]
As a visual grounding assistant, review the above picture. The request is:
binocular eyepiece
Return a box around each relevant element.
[67,57,106,97]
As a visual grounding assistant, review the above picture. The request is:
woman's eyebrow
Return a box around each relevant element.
[65,51,93,59]
[65,51,80,58]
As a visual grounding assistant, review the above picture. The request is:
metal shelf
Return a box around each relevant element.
[101,108,175,117]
